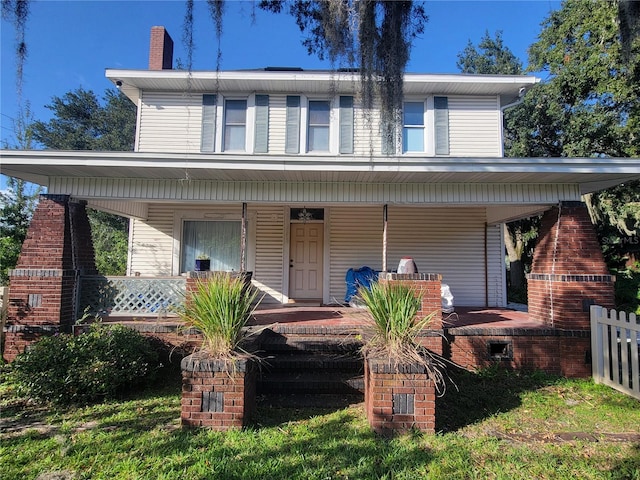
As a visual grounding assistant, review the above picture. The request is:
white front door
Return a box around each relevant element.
[289,222,324,300]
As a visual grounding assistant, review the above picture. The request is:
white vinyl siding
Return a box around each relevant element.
[385,206,489,306]
[448,96,501,157]
[328,206,500,307]
[137,92,202,153]
[128,204,175,275]
[329,206,384,302]
[267,95,287,153]
[253,206,286,303]
[486,223,506,307]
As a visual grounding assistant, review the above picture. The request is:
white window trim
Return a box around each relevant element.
[302,96,340,155]
[401,97,427,156]
[215,94,256,153]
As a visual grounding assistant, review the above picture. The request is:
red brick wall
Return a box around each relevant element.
[527,202,614,330]
[181,354,256,430]
[3,195,96,362]
[448,332,591,378]
[365,359,436,434]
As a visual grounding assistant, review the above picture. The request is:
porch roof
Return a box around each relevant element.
[2,150,639,195]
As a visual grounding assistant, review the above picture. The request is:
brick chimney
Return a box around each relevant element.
[149,26,173,70]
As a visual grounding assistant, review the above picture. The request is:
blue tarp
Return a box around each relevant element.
[345,266,378,303]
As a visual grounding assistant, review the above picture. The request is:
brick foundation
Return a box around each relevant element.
[446,328,592,378]
[365,358,436,435]
[3,194,96,362]
[527,202,614,330]
[181,352,256,430]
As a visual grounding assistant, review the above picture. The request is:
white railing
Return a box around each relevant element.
[77,276,186,318]
[591,305,640,400]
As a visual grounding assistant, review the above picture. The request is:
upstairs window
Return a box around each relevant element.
[224,99,247,151]
[402,101,425,152]
[308,100,331,152]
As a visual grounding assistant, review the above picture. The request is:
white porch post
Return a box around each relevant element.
[241,202,247,271]
[382,204,388,272]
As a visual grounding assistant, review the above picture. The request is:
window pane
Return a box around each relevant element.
[182,221,241,272]
[225,125,246,151]
[403,102,424,126]
[309,101,330,125]
[309,126,329,151]
[224,99,246,151]
[225,100,247,124]
[403,127,424,152]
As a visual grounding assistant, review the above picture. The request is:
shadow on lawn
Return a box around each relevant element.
[436,365,560,433]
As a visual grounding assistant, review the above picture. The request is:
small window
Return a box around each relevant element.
[182,220,241,273]
[308,100,330,152]
[403,102,424,152]
[224,99,247,151]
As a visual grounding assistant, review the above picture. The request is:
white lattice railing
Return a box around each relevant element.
[78,276,186,317]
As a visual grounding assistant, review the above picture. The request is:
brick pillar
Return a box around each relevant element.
[365,358,436,435]
[378,273,443,354]
[3,194,96,361]
[527,201,614,330]
[181,353,256,430]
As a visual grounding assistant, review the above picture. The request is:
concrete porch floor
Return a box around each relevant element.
[100,305,544,334]
[246,304,543,331]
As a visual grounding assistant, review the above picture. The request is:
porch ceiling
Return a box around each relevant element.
[2,150,638,195]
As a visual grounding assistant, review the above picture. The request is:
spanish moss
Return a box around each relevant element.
[206,0,224,73]
[2,0,30,98]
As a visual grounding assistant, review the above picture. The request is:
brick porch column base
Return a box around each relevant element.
[378,273,443,355]
[365,358,436,435]
[3,195,96,362]
[181,352,256,430]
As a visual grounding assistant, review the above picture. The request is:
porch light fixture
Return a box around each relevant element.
[298,207,314,222]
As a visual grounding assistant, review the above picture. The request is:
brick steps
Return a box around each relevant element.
[255,328,365,408]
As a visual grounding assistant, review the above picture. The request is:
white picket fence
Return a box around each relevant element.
[590,305,640,400]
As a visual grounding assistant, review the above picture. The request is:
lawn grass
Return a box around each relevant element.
[1,366,639,480]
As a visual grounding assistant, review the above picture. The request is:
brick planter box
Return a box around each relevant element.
[181,352,256,430]
[364,357,436,435]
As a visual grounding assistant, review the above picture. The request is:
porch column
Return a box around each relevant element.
[527,201,614,330]
[378,272,444,355]
[3,194,97,362]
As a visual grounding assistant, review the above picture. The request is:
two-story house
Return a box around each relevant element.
[3,27,639,370]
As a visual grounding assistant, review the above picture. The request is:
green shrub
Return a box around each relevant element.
[177,273,258,357]
[11,324,160,404]
[359,282,446,393]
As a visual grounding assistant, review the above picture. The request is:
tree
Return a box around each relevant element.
[1,103,42,285]
[456,30,523,75]
[32,88,136,151]
[32,87,137,276]
[525,0,640,266]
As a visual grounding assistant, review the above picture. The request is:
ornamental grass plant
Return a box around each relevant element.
[359,281,447,393]
[178,273,259,358]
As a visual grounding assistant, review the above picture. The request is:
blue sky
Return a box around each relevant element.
[1,0,560,148]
